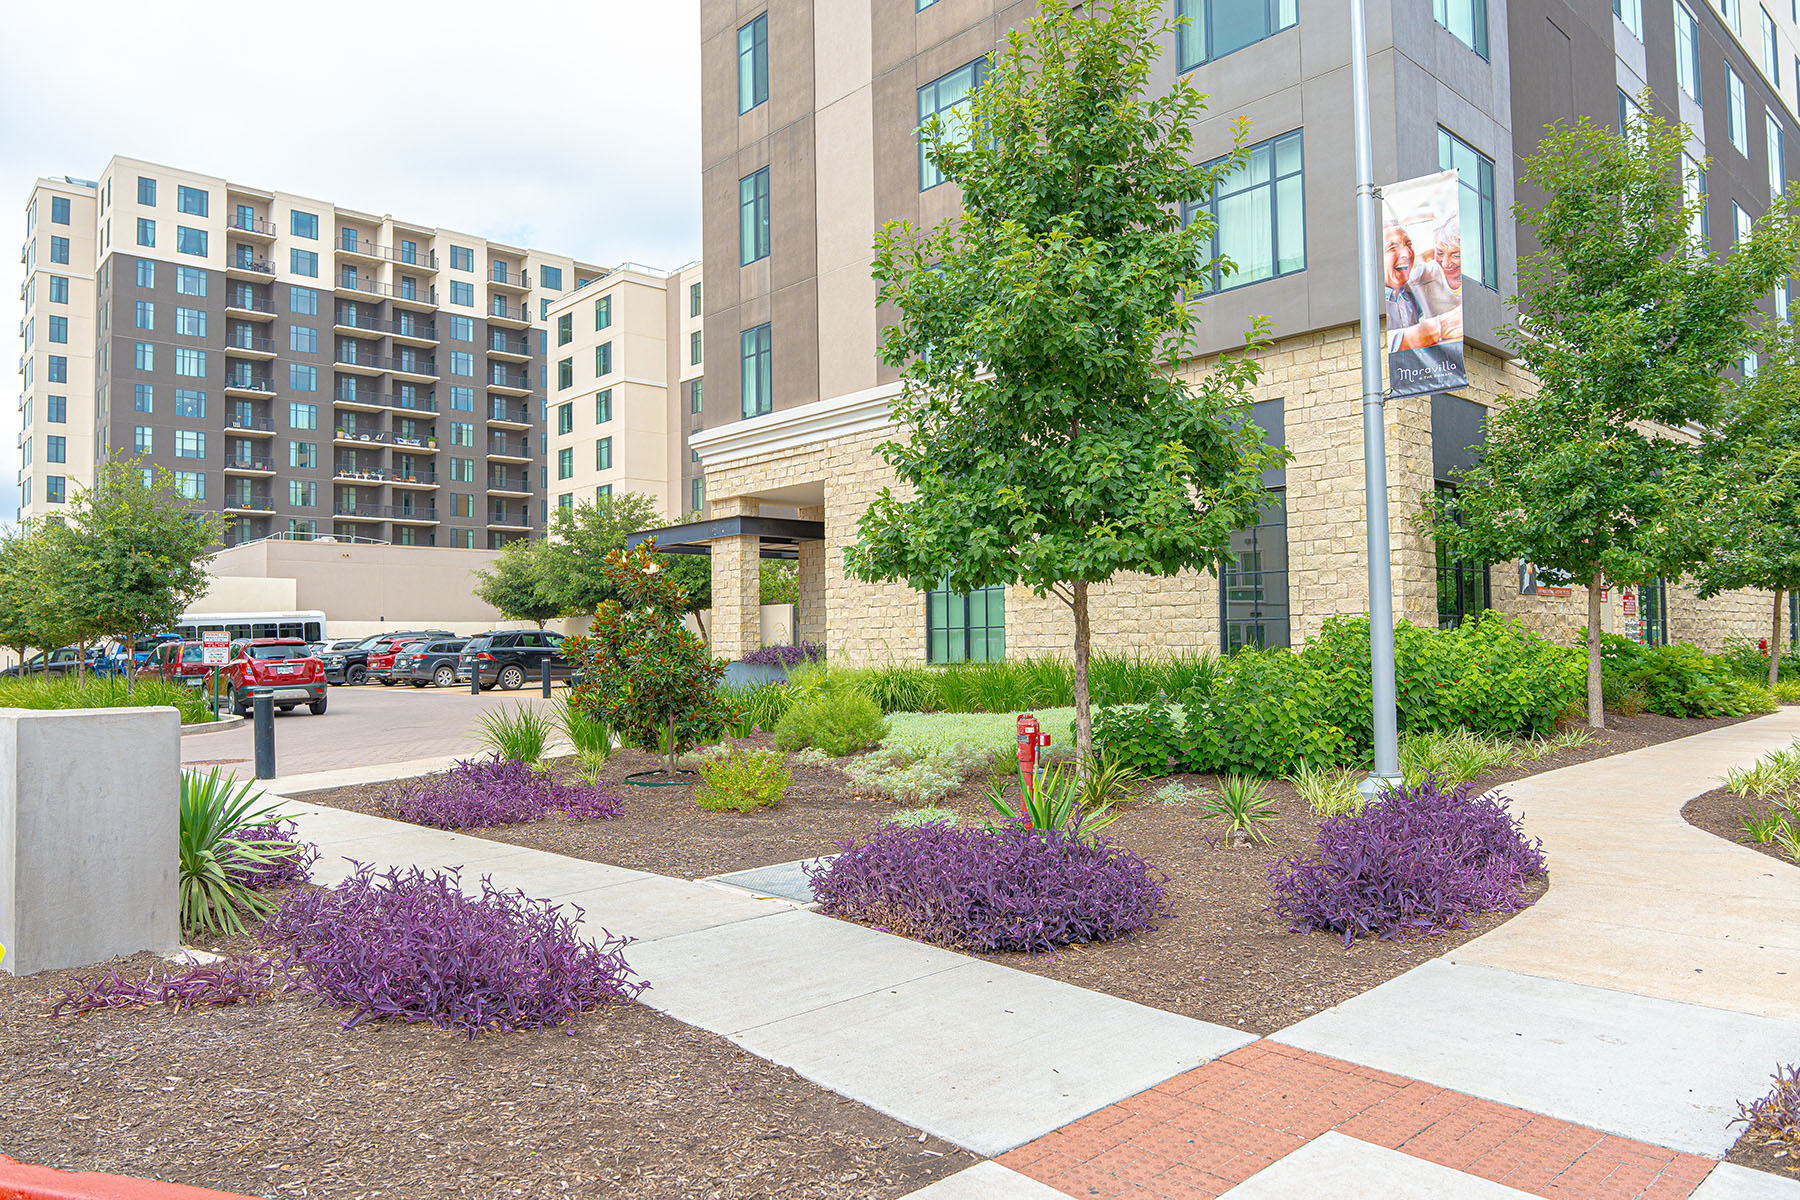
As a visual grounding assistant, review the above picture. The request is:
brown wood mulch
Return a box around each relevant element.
[296,711,1737,1037]
[0,941,972,1200]
[1727,1129,1800,1182]
[1683,788,1800,870]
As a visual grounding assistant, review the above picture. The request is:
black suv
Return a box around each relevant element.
[456,630,572,691]
[320,629,453,685]
[396,638,470,688]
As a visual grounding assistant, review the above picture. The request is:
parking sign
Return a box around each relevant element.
[201,630,230,667]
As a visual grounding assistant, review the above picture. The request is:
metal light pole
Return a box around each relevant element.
[1351,0,1402,796]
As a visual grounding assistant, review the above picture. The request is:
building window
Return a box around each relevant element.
[540,265,563,291]
[1736,201,1754,246]
[45,476,65,505]
[1770,111,1786,196]
[1186,129,1306,292]
[1438,129,1499,290]
[1221,493,1291,651]
[449,351,475,376]
[597,437,613,471]
[450,245,473,272]
[291,211,319,239]
[450,280,474,307]
[176,266,206,296]
[595,295,613,330]
[450,421,474,447]
[135,300,154,330]
[1729,65,1749,154]
[289,402,318,430]
[595,342,613,376]
[48,355,67,383]
[51,196,71,224]
[290,441,316,468]
[558,447,575,480]
[288,363,318,391]
[47,395,65,423]
[1778,279,1790,319]
[450,386,475,412]
[47,315,67,344]
[1765,7,1782,83]
[1432,0,1489,57]
[740,323,773,418]
[289,325,318,353]
[1434,484,1490,628]
[690,378,704,413]
[176,185,209,217]
[1176,0,1300,71]
[48,274,68,304]
[690,281,702,317]
[451,457,475,483]
[290,248,319,277]
[740,167,771,265]
[285,479,314,508]
[557,312,572,346]
[1614,0,1643,37]
[288,285,318,315]
[558,358,574,389]
[176,226,207,257]
[134,383,153,413]
[49,236,69,264]
[1684,153,1708,248]
[918,58,991,190]
[174,389,207,419]
[1639,578,1670,646]
[557,402,574,435]
[134,426,154,454]
[927,576,1005,663]
[175,306,207,337]
[738,13,769,114]
[174,347,205,378]
[174,430,206,459]
[590,389,611,424]
[691,476,704,513]
[135,341,155,371]
[137,218,155,247]
[137,260,156,288]
[46,435,65,464]
[137,176,156,206]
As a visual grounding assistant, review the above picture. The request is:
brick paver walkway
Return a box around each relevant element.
[998,1041,1718,1199]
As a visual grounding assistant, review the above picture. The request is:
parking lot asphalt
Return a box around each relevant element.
[178,680,570,777]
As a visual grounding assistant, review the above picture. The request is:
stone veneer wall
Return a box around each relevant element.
[702,326,1776,662]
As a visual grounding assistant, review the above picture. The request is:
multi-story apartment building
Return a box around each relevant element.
[544,261,705,520]
[18,155,611,549]
[671,0,1797,662]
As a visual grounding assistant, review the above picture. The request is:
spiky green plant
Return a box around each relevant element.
[982,760,1119,841]
[1195,774,1280,845]
[1288,762,1364,818]
[558,699,612,762]
[477,703,554,764]
[178,769,297,936]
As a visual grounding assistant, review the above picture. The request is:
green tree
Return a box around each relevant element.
[565,540,734,777]
[0,525,59,667]
[844,0,1283,764]
[538,492,662,616]
[761,560,798,606]
[1432,102,1793,726]
[1691,322,1800,686]
[60,459,222,695]
[473,538,560,629]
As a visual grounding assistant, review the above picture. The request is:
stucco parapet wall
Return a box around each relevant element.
[690,381,902,470]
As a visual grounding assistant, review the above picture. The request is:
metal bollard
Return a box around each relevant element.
[253,695,276,780]
[541,660,551,698]
[470,665,480,696]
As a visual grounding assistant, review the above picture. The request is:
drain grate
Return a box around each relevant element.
[708,856,834,903]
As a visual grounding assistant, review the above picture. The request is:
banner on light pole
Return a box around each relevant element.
[1381,168,1468,400]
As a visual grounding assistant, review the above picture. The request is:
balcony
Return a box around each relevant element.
[487,435,531,462]
[224,492,275,514]
[333,504,388,522]
[224,372,277,397]
[486,332,530,360]
[486,472,533,497]
[488,264,529,293]
[224,289,276,320]
[486,401,531,427]
[337,234,438,271]
[390,470,440,490]
[486,299,530,326]
[390,314,438,345]
[390,505,439,523]
[487,511,532,530]
[225,414,276,437]
[227,214,277,240]
[223,454,276,474]
[486,366,530,395]
[223,331,277,359]
[334,388,439,416]
[335,272,437,308]
[333,308,386,340]
[226,257,276,282]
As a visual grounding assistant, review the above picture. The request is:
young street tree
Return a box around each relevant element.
[472,538,561,629]
[536,492,712,631]
[1432,103,1793,727]
[1691,321,1800,686]
[845,0,1284,765]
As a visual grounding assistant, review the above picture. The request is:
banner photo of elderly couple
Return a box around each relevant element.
[1381,168,1469,400]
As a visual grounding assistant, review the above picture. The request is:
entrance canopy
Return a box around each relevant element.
[626,515,824,562]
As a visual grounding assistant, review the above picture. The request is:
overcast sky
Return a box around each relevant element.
[0,0,701,523]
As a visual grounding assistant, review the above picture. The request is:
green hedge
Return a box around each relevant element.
[1601,636,1776,719]
[1093,614,1584,778]
[0,676,214,724]
[823,651,1219,715]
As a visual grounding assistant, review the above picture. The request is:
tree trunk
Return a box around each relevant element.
[664,715,678,777]
[77,639,86,684]
[1071,580,1093,774]
[1586,579,1605,729]
[693,610,707,640]
[1773,588,1786,690]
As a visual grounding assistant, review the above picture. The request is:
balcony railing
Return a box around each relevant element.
[334,387,438,413]
[392,315,436,340]
[487,436,530,457]
[225,415,275,433]
[338,234,438,269]
[487,332,530,355]
[227,215,277,236]
[489,510,531,528]
[229,257,275,276]
[332,348,439,375]
[335,502,438,520]
[336,272,437,304]
[489,264,527,286]
[487,367,529,389]
[224,493,275,512]
[487,402,530,423]
[339,465,440,485]
[487,299,529,322]
[225,372,276,392]
[225,289,275,314]
[223,454,274,471]
[225,332,276,353]
[487,473,532,492]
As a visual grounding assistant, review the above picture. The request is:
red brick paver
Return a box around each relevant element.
[997,1041,1716,1200]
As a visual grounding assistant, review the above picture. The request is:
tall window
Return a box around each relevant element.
[1684,153,1709,248]
[1186,130,1306,292]
[1639,578,1670,646]
[691,329,703,365]
[46,436,65,463]
[137,176,156,206]
[176,226,207,257]
[557,313,572,345]
[47,316,67,343]
[137,218,156,247]
[557,402,574,435]
[738,13,768,114]
[740,323,773,418]
[1435,484,1490,629]
[451,245,474,272]
[1770,111,1786,196]
[290,441,317,468]
[1438,129,1499,290]
[290,211,319,239]
[1221,494,1291,651]
[1433,0,1489,57]
[1764,8,1782,84]
[291,249,319,277]
[927,576,1005,663]
[595,295,612,329]
[918,58,990,190]
[450,280,474,306]
[1729,65,1749,154]
[176,266,206,295]
[689,378,703,412]
[558,448,574,480]
[740,167,771,265]
[176,185,209,217]
[558,358,574,389]
[597,437,613,470]
[51,196,70,224]
[1614,0,1644,37]
[1676,3,1702,100]
[137,260,156,288]
[176,307,206,337]
[49,236,68,264]
[1736,201,1754,246]
[690,281,702,316]
[596,388,613,423]
[49,275,68,304]
[47,395,65,423]
[595,342,613,376]
[1176,0,1299,71]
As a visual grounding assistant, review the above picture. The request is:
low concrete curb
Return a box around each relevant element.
[179,715,242,736]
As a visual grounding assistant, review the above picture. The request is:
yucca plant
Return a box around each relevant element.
[179,769,299,936]
[1195,775,1279,846]
[982,760,1119,841]
[477,703,554,764]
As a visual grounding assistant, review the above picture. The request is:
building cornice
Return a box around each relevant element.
[690,381,902,469]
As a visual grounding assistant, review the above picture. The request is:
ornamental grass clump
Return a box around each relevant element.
[262,864,646,1038]
[694,747,790,812]
[806,822,1170,954]
[382,755,623,829]
[1267,777,1546,947]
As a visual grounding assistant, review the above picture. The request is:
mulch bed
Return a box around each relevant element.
[1727,1127,1800,1181]
[0,940,973,1199]
[296,712,1737,1038]
[1682,788,1800,869]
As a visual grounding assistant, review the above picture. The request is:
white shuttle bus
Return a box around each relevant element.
[171,609,327,643]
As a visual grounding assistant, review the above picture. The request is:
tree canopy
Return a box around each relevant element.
[472,538,561,629]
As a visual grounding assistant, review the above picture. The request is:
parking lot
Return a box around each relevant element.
[179,680,570,779]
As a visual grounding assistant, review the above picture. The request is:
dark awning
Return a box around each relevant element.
[626,515,825,561]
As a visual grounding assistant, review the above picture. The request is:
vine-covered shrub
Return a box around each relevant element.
[1266,778,1546,946]
[263,864,645,1038]
[806,823,1170,953]
[382,755,623,830]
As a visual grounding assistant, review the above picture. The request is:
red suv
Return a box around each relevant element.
[224,639,327,716]
[367,636,432,686]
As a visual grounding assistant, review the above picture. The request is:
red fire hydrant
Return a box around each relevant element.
[1016,713,1051,822]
